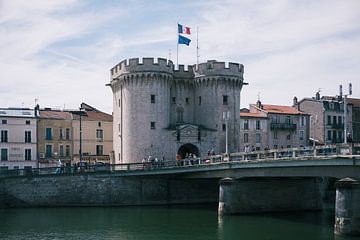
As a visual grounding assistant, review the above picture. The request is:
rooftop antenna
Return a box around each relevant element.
[168,49,172,61]
[257,92,261,101]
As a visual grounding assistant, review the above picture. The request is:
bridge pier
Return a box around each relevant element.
[334,178,360,236]
[218,177,322,215]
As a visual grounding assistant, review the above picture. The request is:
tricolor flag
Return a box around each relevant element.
[178,35,191,46]
[178,23,191,35]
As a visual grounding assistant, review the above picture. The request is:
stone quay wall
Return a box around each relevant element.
[0,174,219,208]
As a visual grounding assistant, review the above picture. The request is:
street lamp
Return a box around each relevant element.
[79,107,84,165]
[342,83,352,144]
[223,111,230,154]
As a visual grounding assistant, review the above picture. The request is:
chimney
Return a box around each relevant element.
[315,91,320,100]
[293,96,298,106]
[256,100,262,109]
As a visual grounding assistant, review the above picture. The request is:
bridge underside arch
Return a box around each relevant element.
[178,143,199,159]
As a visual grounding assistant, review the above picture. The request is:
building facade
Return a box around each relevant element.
[109,58,246,163]
[295,92,360,144]
[37,108,73,166]
[0,108,37,170]
[240,101,309,151]
[72,103,113,164]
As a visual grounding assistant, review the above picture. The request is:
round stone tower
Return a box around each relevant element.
[109,58,173,163]
[194,61,245,153]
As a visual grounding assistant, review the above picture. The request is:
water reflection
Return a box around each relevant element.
[0,205,358,240]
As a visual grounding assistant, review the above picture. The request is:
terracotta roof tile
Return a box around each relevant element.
[40,110,72,119]
[240,112,267,118]
[261,104,305,115]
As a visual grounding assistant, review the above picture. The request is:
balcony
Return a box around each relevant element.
[327,123,344,129]
[270,122,297,130]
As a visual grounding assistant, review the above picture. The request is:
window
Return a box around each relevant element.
[65,128,70,140]
[287,133,291,140]
[222,124,226,131]
[273,131,278,139]
[285,116,291,124]
[26,120,30,125]
[256,133,261,143]
[118,124,121,132]
[287,145,291,148]
[45,128,52,140]
[59,145,64,157]
[1,149,8,161]
[2,120,7,124]
[96,129,104,140]
[1,130,8,142]
[96,145,104,155]
[150,122,156,129]
[176,107,184,123]
[301,117,305,126]
[25,149,31,161]
[300,130,304,140]
[327,130,332,140]
[172,97,176,104]
[333,130,337,141]
[66,145,70,157]
[59,128,63,140]
[185,97,189,104]
[151,94,155,103]
[244,120,249,130]
[338,116,342,125]
[223,95,228,105]
[333,116,337,125]
[272,115,278,123]
[327,116,332,125]
[25,131,31,143]
[256,120,261,130]
[45,145,52,158]
[98,122,102,127]
[244,133,249,143]
[274,145,278,149]
[198,96,202,105]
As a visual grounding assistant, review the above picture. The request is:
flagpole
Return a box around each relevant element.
[176,23,179,68]
[196,26,199,68]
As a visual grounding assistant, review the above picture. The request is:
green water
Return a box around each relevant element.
[0,205,358,240]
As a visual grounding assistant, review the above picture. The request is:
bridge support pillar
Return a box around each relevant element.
[334,178,360,236]
[218,177,322,215]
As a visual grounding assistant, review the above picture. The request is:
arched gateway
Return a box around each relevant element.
[177,143,199,159]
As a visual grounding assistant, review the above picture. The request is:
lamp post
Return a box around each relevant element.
[342,83,352,144]
[223,111,230,154]
[79,107,84,165]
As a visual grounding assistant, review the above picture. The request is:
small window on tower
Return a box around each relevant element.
[172,97,176,104]
[198,96,202,105]
[151,95,155,103]
[223,95,228,105]
[150,122,156,129]
[185,97,189,104]
[222,124,226,131]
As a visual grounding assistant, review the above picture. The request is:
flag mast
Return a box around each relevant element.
[176,23,179,68]
[196,26,199,68]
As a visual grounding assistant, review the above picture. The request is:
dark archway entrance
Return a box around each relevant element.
[177,143,199,159]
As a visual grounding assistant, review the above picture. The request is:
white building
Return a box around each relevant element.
[0,108,37,170]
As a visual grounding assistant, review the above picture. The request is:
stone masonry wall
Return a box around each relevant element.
[0,174,219,208]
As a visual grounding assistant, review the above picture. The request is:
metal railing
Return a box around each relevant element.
[0,144,359,178]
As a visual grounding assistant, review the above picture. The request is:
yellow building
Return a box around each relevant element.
[71,103,113,164]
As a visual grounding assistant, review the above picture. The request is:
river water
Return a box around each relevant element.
[0,205,358,240]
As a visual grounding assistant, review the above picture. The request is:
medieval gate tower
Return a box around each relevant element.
[109,57,246,163]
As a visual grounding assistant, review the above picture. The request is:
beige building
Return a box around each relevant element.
[0,108,37,170]
[240,101,309,151]
[71,103,113,164]
[37,108,73,166]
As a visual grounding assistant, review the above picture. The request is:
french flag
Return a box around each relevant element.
[178,23,191,35]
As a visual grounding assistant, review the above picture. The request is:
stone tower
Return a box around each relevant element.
[108,57,245,163]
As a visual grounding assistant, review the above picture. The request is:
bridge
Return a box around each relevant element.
[1,144,359,236]
[1,143,359,179]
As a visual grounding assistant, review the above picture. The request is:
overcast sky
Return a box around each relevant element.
[1,0,359,113]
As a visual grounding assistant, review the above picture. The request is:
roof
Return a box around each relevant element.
[0,108,35,118]
[258,104,305,115]
[347,98,360,106]
[72,110,112,122]
[240,112,267,118]
[39,110,72,120]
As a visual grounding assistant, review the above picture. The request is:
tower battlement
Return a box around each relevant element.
[195,60,244,78]
[111,57,174,78]
[173,65,195,79]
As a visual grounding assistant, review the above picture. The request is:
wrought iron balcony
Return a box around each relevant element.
[270,122,297,130]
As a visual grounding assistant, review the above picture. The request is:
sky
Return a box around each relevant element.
[1,0,360,113]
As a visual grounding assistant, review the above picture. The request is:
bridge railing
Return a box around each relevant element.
[0,144,358,178]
